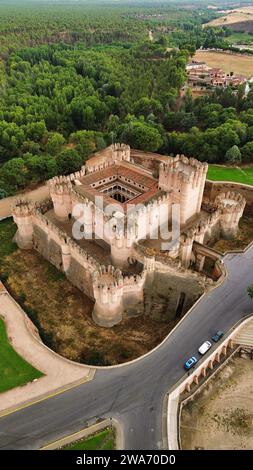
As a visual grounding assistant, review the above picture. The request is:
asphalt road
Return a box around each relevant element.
[0,247,253,450]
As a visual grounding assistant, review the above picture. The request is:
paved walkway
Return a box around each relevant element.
[0,283,93,412]
[0,185,49,220]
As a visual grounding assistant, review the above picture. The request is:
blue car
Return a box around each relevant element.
[184,356,198,370]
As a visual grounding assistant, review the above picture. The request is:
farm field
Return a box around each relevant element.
[205,6,253,28]
[226,30,253,45]
[193,50,253,77]
[207,165,253,185]
[0,317,43,393]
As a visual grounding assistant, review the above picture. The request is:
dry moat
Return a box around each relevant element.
[0,219,205,366]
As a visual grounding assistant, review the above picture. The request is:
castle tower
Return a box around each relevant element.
[12,199,34,249]
[110,224,136,269]
[180,229,194,268]
[216,191,246,239]
[159,155,208,225]
[194,221,206,245]
[92,265,124,327]
[111,143,131,163]
[49,181,72,220]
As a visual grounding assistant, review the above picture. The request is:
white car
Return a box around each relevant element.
[198,341,212,355]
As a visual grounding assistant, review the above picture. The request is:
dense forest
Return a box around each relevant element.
[0,1,252,196]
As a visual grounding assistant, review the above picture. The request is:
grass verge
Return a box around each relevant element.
[62,428,115,450]
[0,317,43,393]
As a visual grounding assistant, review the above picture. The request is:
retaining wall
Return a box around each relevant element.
[167,314,253,450]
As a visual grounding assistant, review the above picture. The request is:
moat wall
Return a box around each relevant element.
[144,270,205,322]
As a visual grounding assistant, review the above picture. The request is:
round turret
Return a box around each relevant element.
[49,181,72,220]
[92,265,124,327]
[215,191,246,239]
[12,199,34,249]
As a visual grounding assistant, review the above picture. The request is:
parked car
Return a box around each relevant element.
[184,356,198,370]
[198,341,212,355]
[212,330,224,342]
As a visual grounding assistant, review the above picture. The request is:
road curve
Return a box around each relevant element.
[0,246,252,450]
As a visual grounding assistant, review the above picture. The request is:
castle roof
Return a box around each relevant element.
[76,163,159,209]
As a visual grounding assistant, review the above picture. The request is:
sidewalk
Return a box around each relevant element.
[0,283,94,413]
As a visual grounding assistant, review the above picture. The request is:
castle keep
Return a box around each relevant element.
[13,144,246,327]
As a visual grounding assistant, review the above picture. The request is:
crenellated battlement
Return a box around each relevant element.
[11,144,247,328]
[215,191,246,213]
[12,198,34,217]
[111,142,131,162]
[160,154,208,180]
[93,265,123,286]
[85,159,115,175]
[49,181,72,195]
[48,167,86,187]
[92,264,124,327]
[215,191,246,239]
[12,199,35,249]
[158,154,208,225]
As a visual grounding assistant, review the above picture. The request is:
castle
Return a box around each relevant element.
[12,144,246,327]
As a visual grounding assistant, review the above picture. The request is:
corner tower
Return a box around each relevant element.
[159,155,208,225]
[12,199,34,249]
[111,143,131,163]
[92,265,124,327]
[216,191,246,239]
[49,180,72,220]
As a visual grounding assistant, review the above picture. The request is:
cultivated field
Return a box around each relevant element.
[205,6,253,28]
[193,50,253,77]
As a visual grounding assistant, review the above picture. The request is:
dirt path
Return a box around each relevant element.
[180,356,253,450]
[0,185,49,220]
[0,283,93,412]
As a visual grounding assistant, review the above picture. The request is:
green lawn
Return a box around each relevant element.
[0,318,43,393]
[227,31,253,45]
[63,428,115,450]
[207,165,253,186]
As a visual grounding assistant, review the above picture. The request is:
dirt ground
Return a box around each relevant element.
[1,251,167,365]
[211,216,253,253]
[205,7,253,28]
[180,356,253,450]
[0,248,187,366]
[193,50,253,78]
[0,220,205,366]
